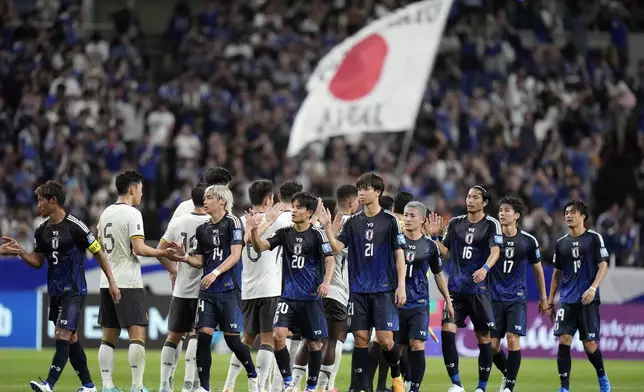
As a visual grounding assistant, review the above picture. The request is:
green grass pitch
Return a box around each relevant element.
[0,349,641,391]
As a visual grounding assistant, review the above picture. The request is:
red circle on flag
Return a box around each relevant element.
[329,34,388,101]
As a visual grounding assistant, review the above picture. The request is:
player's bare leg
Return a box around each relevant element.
[273,326,297,392]
[374,330,403,392]
[127,325,149,392]
[98,328,122,392]
[472,330,493,392]
[441,322,464,392]
[406,338,425,392]
[160,330,185,392]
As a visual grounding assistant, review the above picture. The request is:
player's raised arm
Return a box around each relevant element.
[255,202,284,237]
[317,202,345,253]
[10,230,46,268]
[425,213,449,258]
[246,212,274,252]
[583,231,610,305]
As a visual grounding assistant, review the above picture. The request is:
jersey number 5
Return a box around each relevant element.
[102,223,115,254]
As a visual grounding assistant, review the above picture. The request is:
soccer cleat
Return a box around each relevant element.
[181,380,194,392]
[222,383,235,392]
[392,376,405,392]
[503,389,511,392]
[195,388,210,392]
[78,386,98,392]
[129,387,150,392]
[30,379,53,392]
[474,389,484,392]
[499,377,507,392]
[303,389,315,392]
[447,385,465,392]
[599,375,611,392]
[283,381,299,392]
[249,377,260,392]
[557,388,570,392]
[158,386,172,392]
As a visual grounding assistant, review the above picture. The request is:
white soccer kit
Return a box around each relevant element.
[327,215,350,306]
[240,211,293,300]
[161,212,210,299]
[97,203,146,289]
[171,199,195,220]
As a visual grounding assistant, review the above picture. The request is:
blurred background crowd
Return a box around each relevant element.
[0,0,643,266]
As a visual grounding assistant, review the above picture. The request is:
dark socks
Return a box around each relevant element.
[557,344,571,389]
[408,350,425,392]
[349,350,356,391]
[477,343,493,391]
[493,350,508,376]
[196,332,213,390]
[441,331,461,386]
[69,340,93,386]
[587,349,606,378]
[506,350,521,391]
[353,346,370,392]
[224,335,257,378]
[367,342,381,391]
[275,346,292,380]
[382,346,401,379]
[307,349,322,388]
[400,346,410,381]
[46,339,70,386]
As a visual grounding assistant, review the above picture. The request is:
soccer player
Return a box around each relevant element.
[370,191,412,392]
[1,181,120,392]
[97,170,182,392]
[398,201,453,392]
[158,183,210,392]
[222,179,291,392]
[547,201,611,392]
[247,191,335,392]
[425,185,502,392]
[321,172,407,392]
[489,196,548,392]
[178,185,259,392]
[172,167,232,218]
[379,195,394,212]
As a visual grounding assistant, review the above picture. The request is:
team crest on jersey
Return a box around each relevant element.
[365,229,374,241]
[505,247,514,259]
[465,233,474,244]
[572,247,579,258]
[406,251,416,262]
[294,243,302,255]
[213,235,220,247]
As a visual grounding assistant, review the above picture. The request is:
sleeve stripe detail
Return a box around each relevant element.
[131,235,145,239]
[384,210,403,233]
[587,229,606,247]
[312,226,329,242]
[67,215,90,233]
[160,238,169,244]
[520,230,540,248]
[227,213,243,229]
[485,215,502,235]
[556,234,569,242]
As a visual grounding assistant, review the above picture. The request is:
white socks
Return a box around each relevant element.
[185,336,199,390]
[329,342,344,389]
[224,354,243,389]
[160,342,178,388]
[257,345,275,391]
[292,365,306,390]
[98,341,115,388]
[170,338,183,387]
[129,340,146,388]
[317,364,334,391]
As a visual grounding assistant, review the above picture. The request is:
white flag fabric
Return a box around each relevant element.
[287,0,453,157]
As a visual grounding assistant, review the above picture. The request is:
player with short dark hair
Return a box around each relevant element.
[320,172,408,392]
[547,201,611,392]
[98,170,181,392]
[0,181,120,392]
[393,192,413,217]
[426,185,502,392]
[489,196,548,392]
[279,180,304,204]
[172,167,232,219]
[247,192,335,392]
[379,195,394,211]
[178,185,259,392]
[398,201,452,392]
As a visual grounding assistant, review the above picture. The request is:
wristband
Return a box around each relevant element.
[482,264,491,272]
[588,287,596,291]
[211,269,221,277]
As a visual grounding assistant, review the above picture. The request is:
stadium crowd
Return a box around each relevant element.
[0,0,642,266]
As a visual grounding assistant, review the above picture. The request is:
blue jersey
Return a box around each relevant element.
[490,230,541,302]
[338,209,406,294]
[34,214,101,297]
[442,214,502,295]
[267,225,333,301]
[402,235,443,309]
[554,230,608,304]
[194,214,244,293]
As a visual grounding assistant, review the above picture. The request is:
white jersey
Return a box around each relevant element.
[98,203,146,288]
[161,212,210,299]
[327,215,350,305]
[172,199,194,220]
[240,211,293,300]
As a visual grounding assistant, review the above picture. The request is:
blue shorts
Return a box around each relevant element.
[348,292,399,332]
[442,291,496,332]
[273,298,328,340]
[395,306,429,345]
[554,302,600,342]
[195,291,243,333]
[491,301,527,338]
[48,294,85,331]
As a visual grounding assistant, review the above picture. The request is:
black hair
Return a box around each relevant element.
[322,197,338,217]
[379,195,394,211]
[356,172,385,194]
[336,184,358,204]
[499,195,524,218]
[279,180,303,203]
[470,185,490,202]
[35,180,66,206]
[115,170,144,195]
[248,179,274,206]
[203,167,232,186]
[393,191,414,214]
[564,200,589,222]
[292,192,318,213]
[191,182,208,207]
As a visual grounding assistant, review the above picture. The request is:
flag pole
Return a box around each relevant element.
[394,128,415,187]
